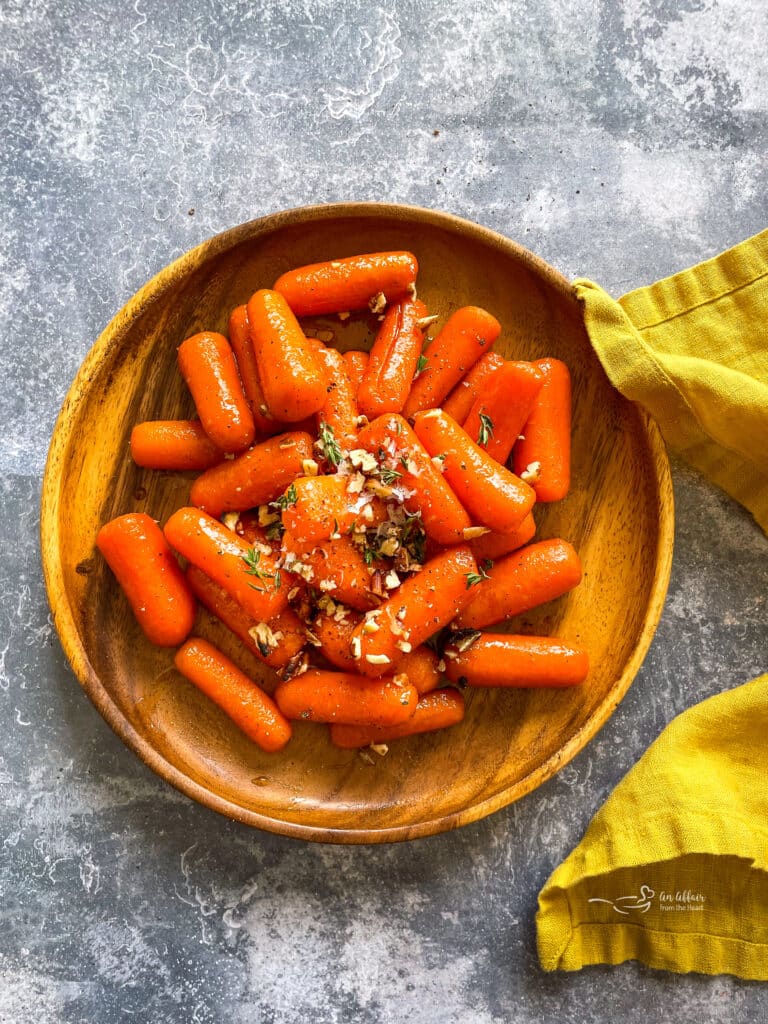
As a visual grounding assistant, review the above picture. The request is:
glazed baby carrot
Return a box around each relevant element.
[514,358,572,502]
[189,431,314,518]
[455,538,582,629]
[246,289,327,422]
[282,532,378,611]
[441,352,505,424]
[351,546,480,677]
[412,409,535,533]
[311,609,360,670]
[357,297,428,418]
[444,634,589,688]
[228,305,285,435]
[397,645,442,696]
[329,688,464,748]
[402,306,501,419]
[274,669,418,726]
[174,637,292,751]
[97,513,196,647]
[186,565,306,671]
[468,514,537,563]
[306,340,360,448]
[177,331,255,453]
[164,507,287,622]
[273,252,418,317]
[343,350,369,402]
[463,361,544,464]
[280,474,357,547]
[357,414,472,546]
[130,420,222,472]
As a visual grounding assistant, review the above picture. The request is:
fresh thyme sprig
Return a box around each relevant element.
[477,412,494,447]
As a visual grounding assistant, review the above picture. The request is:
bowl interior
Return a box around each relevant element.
[42,205,672,842]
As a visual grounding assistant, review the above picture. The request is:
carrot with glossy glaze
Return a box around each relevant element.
[441,352,505,424]
[177,332,255,453]
[97,512,196,647]
[280,474,358,547]
[186,565,306,671]
[274,251,418,317]
[164,507,287,622]
[274,669,418,726]
[358,297,428,418]
[329,688,464,748]
[455,538,582,629]
[402,306,501,418]
[357,414,471,546]
[174,637,292,751]
[306,339,360,448]
[413,409,535,533]
[463,360,544,464]
[343,350,369,403]
[444,633,588,688]
[350,546,480,677]
[189,431,313,518]
[246,289,327,422]
[228,305,286,435]
[130,420,222,472]
[514,358,572,502]
[282,532,378,612]
[468,514,536,563]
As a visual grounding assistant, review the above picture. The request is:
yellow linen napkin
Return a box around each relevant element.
[575,228,768,534]
[537,230,768,979]
[536,673,768,979]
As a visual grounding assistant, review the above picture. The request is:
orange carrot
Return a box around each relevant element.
[273,252,418,317]
[455,538,582,629]
[130,420,222,472]
[343,350,369,402]
[282,532,378,612]
[306,340,360,448]
[189,431,313,518]
[174,637,291,751]
[444,633,588,688]
[463,361,544,464]
[350,546,480,677]
[329,688,464,747]
[274,669,418,725]
[412,409,535,533]
[402,307,501,418]
[357,297,428,418]
[228,304,287,435]
[311,609,360,670]
[164,507,287,622]
[468,515,537,564]
[280,474,357,547]
[97,513,196,647]
[514,358,572,502]
[397,645,442,695]
[246,289,327,422]
[177,331,255,453]
[357,414,471,546]
[186,565,306,671]
[441,352,505,424]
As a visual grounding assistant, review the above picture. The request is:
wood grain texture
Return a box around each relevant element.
[40,203,674,843]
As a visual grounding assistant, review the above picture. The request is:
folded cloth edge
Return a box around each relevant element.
[536,673,768,980]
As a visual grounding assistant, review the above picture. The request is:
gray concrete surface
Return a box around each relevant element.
[2,1,768,1021]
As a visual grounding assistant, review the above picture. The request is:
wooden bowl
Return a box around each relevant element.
[41,203,673,843]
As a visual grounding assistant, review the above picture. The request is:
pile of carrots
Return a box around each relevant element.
[97,250,587,756]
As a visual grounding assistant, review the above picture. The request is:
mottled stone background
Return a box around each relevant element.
[2,1,767,1021]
